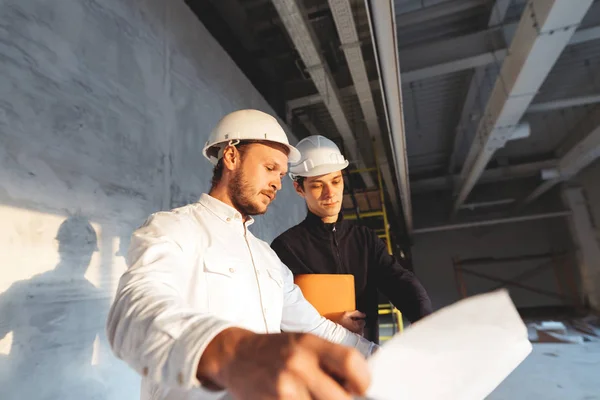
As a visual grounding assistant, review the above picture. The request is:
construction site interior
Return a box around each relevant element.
[1,0,600,398]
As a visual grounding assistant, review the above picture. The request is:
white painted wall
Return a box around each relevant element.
[411,217,575,311]
[0,0,305,398]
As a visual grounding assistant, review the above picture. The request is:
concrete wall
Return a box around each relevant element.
[572,159,600,310]
[411,217,575,311]
[0,1,305,399]
[575,159,600,241]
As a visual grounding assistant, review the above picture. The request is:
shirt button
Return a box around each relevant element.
[229,267,235,273]
[177,372,184,385]
[226,217,231,222]
[142,367,149,376]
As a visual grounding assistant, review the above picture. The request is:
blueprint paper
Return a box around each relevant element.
[364,289,532,400]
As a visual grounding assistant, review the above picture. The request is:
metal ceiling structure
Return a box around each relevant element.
[189,0,600,238]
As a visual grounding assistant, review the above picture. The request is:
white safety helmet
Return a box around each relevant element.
[202,109,301,165]
[289,135,349,179]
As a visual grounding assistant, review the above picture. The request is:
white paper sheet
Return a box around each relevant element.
[363,289,532,400]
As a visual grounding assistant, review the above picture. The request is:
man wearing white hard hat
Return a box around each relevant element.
[271,135,432,342]
[106,110,377,400]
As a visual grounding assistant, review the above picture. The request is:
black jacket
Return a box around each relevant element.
[271,210,432,342]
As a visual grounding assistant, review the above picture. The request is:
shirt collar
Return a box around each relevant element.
[199,194,255,227]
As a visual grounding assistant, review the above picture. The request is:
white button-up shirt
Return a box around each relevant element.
[106,194,374,400]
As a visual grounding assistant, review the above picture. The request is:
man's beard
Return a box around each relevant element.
[228,169,267,216]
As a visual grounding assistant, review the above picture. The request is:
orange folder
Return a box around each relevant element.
[294,274,356,320]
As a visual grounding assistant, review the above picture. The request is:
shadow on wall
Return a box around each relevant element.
[0,216,111,400]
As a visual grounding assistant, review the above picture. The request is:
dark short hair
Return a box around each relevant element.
[293,176,305,189]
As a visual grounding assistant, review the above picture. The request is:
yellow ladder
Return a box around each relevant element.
[342,152,403,342]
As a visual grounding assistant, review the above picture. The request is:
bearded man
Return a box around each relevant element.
[106,109,378,400]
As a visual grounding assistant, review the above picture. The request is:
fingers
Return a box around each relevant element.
[313,341,371,396]
[347,310,367,319]
[301,367,352,400]
[285,341,349,400]
[275,371,312,400]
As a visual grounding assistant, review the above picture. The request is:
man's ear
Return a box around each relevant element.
[221,145,241,171]
[293,181,305,198]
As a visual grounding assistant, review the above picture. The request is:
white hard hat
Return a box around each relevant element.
[289,135,349,179]
[202,109,301,165]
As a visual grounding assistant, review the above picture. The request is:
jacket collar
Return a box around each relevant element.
[304,209,345,234]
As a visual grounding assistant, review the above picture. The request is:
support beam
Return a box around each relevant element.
[297,114,321,136]
[447,0,511,175]
[488,0,512,26]
[413,211,571,234]
[287,80,380,110]
[286,24,600,111]
[520,122,600,207]
[401,49,507,84]
[453,0,593,215]
[569,25,600,45]
[412,159,559,194]
[366,0,414,232]
[562,187,600,311]
[328,0,400,217]
[395,0,486,28]
[271,0,375,187]
[527,94,600,113]
[447,21,600,173]
[398,28,507,83]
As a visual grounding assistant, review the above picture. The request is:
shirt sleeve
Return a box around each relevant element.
[278,261,376,357]
[369,229,433,322]
[105,213,234,393]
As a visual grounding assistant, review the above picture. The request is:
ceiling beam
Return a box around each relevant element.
[271,0,375,187]
[452,0,594,215]
[395,0,486,27]
[520,121,600,207]
[297,114,321,136]
[411,159,558,194]
[328,0,401,217]
[287,80,380,110]
[367,0,414,232]
[401,49,507,83]
[397,28,507,81]
[448,7,600,174]
[287,23,600,111]
[569,25,600,45]
[447,0,511,175]
[413,211,571,234]
[527,94,600,113]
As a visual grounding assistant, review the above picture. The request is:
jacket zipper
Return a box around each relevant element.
[332,225,343,274]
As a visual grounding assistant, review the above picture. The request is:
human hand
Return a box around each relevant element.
[197,327,371,400]
[328,310,367,335]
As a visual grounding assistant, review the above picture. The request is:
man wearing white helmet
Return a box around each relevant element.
[106,110,377,400]
[271,135,432,341]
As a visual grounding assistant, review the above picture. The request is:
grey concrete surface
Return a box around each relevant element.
[0,0,305,398]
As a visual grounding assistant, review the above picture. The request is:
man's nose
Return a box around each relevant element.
[271,179,281,191]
